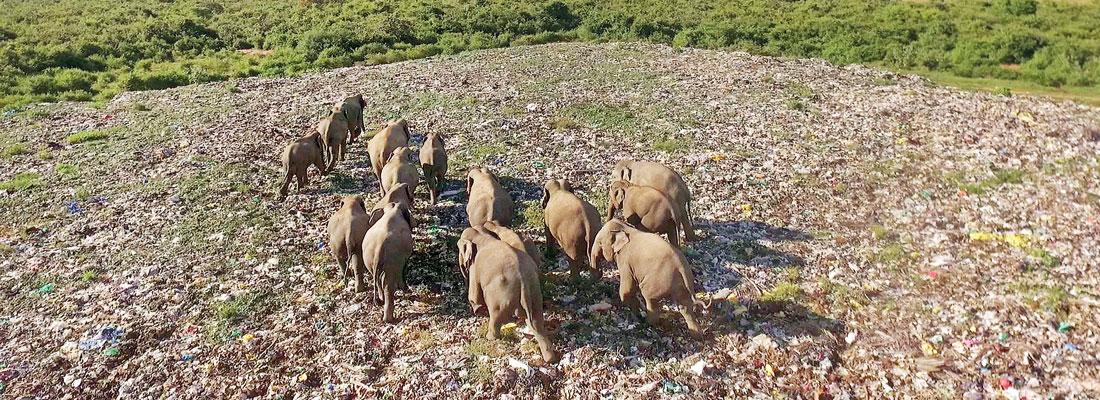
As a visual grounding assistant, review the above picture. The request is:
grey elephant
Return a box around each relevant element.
[361,202,414,323]
[611,160,696,241]
[541,179,601,278]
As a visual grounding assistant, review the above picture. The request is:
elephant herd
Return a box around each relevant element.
[276,95,707,363]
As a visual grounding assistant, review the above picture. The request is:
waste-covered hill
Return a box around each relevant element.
[1,42,1098,399]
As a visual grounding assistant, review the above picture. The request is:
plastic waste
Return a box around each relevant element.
[78,327,124,350]
[36,283,55,294]
[1057,322,1072,332]
[103,348,120,356]
[66,201,84,214]
[661,380,685,393]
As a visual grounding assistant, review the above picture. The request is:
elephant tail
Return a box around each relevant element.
[518,281,542,326]
[681,267,711,311]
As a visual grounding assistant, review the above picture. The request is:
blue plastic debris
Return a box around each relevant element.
[78,327,124,350]
[66,201,84,215]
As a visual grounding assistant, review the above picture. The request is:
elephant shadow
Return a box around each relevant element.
[684,219,813,292]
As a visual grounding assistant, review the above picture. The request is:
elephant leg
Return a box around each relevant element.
[486,310,504,340]
[326,145,337,171]
[295,168,307,194]
[678,303,703,338]
[681,204,697,241]
[568,256,582,280]
[348,252,364,286]
[644,297,661,326]
[279,168,293,198]
[335,249,349,282]
[373,268,384,306]
[353,255,367,293]
[313,154,327,177]
[619,277,640,315]
[382,271,396,323]
[667,225,680,248]
[529,314,558,363]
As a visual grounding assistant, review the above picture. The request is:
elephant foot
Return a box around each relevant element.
[353,282,366,293]
[541,349,559,364]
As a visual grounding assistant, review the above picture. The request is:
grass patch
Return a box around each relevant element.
[869,225,897,241]
[55,163,78,175]
[564,104,639,133]
[947,168,1028,195]
[206,291,279,340]
[901,69,1100,106]
[875,243,908,266]
[36,149,52,160]
[133,103,150,112]
[0,173,41,192]
[1014,283,1069,317]
[762,281,803,302]
[66,128,114,144]
[548,116,580,131]
[651,136,693,153]
[1028,247,1061,269]
[3,143,28,157]
[519,200,544,229]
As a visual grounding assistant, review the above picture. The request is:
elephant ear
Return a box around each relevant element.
[611,230,630,254]
[398,203,413,228]
[403,184,414,203]
[559,179,573,193]
[540,187,550,209]
[466,172,474,196]
[620,166,632,182]
[355,196,367,213]
[367,208,385,228]
[436,133,445,146]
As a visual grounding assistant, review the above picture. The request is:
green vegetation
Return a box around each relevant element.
[0,172,41,191]
[946,168,1028,195]
[3,143,28,157]
[2,0,1098,109]
[65,128,113,144]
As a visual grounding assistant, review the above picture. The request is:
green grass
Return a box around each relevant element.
[66,128,113,144]
[902,69,1100,106]
[564,104,640,133]
[652,136,693,153]
[55,163,77,175]
[875,243,908,267]
[519,200,544,229]
[0,173,41,191]
[3,144,28,157]
[947,168,1029,195]
[762,282,803,303]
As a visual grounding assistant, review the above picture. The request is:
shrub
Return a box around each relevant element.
[66,128,113,144]
[0,172,41,191]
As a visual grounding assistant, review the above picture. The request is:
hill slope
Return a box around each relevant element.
[1,43,1099,398]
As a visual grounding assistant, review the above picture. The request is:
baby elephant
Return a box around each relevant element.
[278,131,327,199]
[542,179,602,279]
[482,220,543,267]
[458,227,558,363]
[368,119,411,182]
[361,202,414,323]
[419,132,448,205]
[591,219,708,337]
[373,182,414,217]
[380,147,419,200]
[327,196,371,284]
[607,180,682,247]
[612,160,696,241]
[466,167,514,227]
[339,95,366,144]
[317,106,350,171]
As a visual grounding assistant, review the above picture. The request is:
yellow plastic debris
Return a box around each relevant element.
[297,372,308,382]
[500,322,518,335]
[709,153,727,162]
[920,341,937,356]
[240,333,255,343]
[727,293,739,303]
[1002,233,1029,248]
[764,364,775,377]
[1013,110,1036,125]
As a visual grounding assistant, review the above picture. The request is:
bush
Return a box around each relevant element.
[998,0,1038,16]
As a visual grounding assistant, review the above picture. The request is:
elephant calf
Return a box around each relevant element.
[339,95,366,144]
[368,119,411,182]
[607,180,682,247]
[317,106,350,171]
[542,179,602,279]
[419,132,447,205]
[466,167,514,227]
[591,219,707,337]
[380,147,419,200]
[373,182,414,218]
[458,226,558,363]
[327,196,371,284]
[482,220,543,267]
[278,131,327,199]
[612,160,696,241]
[361,202,414,323]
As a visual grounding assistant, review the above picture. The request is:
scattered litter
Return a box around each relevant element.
[690,360,708,376]
[1058,322,1072,333]
[590,302,612,312]
[35,283,55,294]
[507,358,534,375]
[661,380,685,393]
[78,327,124,350]
[66,201,84,215]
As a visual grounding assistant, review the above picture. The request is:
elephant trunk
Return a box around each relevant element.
[589,246,602,272]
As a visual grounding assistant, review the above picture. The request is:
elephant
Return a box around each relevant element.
[591,219,708,337]
[278,131,327,199]
[541,179,602,279]
[465,167,514,227]
[457,226,558,363]
[419,132,447,205]
[368,119,411,182]
[372,182,414,219]
[607,180,682,247]
[360,202,414,323]
[339,95,366,144]
[481,220,543,267]
[327,196,371,284]
[611,160,697,241]
[317,106,350,171]
[380,147,419,200]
